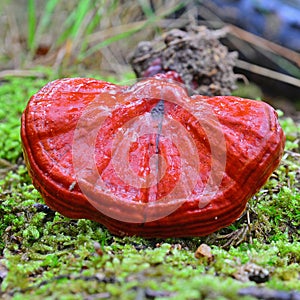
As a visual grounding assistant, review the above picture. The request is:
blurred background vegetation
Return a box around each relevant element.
[0,0,185,78]
[0,0,299,117]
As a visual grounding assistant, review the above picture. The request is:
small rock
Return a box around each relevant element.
[0,262,8,283]
[194,243,214,262]
[233,262,269,283]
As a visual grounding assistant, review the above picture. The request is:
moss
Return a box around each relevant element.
[0,72,300,299]
[0,76,52,163]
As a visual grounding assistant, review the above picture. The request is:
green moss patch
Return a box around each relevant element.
[0,73,299,299]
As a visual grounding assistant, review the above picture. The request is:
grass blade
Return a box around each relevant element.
[27,0,36,52]
[36,0,60,37]
[56,0,92,46]
[80,26,143,60]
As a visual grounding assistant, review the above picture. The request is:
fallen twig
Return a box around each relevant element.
[226,24,300,68]
[236,59,300,88]
[239,286,300,300]
[0,69,47,79]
